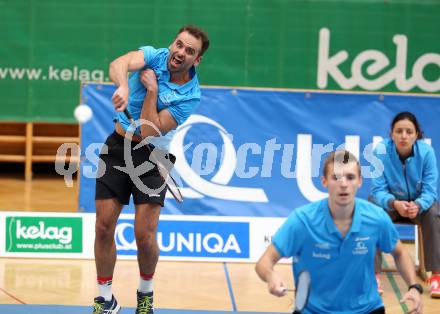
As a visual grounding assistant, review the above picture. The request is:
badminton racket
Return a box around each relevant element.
[124,109,184,203]
[290,270,311,314]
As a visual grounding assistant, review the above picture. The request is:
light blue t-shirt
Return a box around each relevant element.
[117,46,201,150]
[273,198,398,314]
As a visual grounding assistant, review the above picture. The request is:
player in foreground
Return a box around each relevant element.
[256,150,423,314]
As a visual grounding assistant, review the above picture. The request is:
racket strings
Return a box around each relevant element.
[294,271,311,312]
[124,109,184,203]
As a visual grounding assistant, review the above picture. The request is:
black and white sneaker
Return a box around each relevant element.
[92,295,121,314]
[136,290,154,314]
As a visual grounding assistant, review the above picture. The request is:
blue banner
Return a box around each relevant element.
[115,218,249,258]
[79,83,440,218]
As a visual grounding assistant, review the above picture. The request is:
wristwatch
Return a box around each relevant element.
[408,283,424,294]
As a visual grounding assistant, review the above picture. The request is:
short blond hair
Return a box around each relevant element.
[323,150,361,178]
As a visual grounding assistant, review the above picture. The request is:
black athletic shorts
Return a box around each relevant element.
[95,131,173,206]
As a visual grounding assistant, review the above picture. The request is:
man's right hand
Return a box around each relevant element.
[112,85,129,112]
[267,271,287,297]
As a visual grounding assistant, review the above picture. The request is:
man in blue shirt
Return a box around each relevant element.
[256,150,423,314]
[93,25,209,314]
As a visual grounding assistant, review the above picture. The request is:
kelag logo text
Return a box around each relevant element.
[6,216,83,253]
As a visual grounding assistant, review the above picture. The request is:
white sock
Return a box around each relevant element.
[138,278,153,293]
[98,282,113,301]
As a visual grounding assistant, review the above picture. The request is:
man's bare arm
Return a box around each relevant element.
[392,241,423,314]
[255,244,287,297]
[109,50,145,111]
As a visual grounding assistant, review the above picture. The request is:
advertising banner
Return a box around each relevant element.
[0,212,278,262]
[1,1,439,121]
[77,84,440,219]
[116,217,249,260]
[0,212,415,261]
[5,216,82,253]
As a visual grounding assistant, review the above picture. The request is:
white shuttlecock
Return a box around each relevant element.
[74,104,93,123]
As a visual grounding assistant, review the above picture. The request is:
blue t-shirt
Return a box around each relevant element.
[117,46,201,150]
[273,198,398,314]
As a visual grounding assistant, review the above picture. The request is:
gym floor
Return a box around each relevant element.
[0,173,438,313]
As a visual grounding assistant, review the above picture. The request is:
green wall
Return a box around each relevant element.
[1,0,439,122]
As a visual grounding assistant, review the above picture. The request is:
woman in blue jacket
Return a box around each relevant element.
[371,111,440,298]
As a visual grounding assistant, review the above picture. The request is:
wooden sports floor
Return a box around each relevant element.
[0,173,438,313]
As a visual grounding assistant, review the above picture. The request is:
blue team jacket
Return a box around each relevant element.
[371,138,438,212]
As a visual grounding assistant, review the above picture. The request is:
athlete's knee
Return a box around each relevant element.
[95,218,116,241]
[135,229,157,249]
[95,199,121,241]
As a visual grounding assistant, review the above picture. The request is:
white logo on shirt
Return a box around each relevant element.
[312,252,331,260]
[355,236,370,241]
[315,242,330,250]
[352,240,368,255]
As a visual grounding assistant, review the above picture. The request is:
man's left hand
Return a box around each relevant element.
[400,288,423,314]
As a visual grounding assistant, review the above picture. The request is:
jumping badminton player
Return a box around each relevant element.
[256,150,423,314]
[92,25,209,314]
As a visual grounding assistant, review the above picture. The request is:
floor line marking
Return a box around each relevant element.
[382,259,408,313]
[222,262,237,311]
[0,287,26,304]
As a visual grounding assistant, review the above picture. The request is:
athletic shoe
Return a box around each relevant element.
[376,274,384,295]
[136,290,154,314]
[430,275,440,298]
[92,295,121,314]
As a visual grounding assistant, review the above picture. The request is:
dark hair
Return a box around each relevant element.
[391,111,423,139]
[323,150,361,178]
[177,25,210,56]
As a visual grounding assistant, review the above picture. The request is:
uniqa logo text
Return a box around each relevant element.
[158,232,241,254]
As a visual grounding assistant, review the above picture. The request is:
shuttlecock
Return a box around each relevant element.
[74,104,93,123]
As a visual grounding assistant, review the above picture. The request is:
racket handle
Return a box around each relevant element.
[124,109,137,134]
[124,108,134,122]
